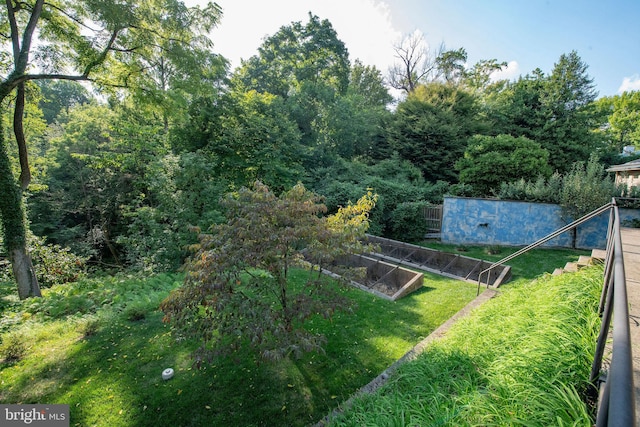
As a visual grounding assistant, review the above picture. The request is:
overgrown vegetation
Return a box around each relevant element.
[326,266,602,426]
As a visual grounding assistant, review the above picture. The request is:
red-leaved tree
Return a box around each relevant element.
[160,181,376,364]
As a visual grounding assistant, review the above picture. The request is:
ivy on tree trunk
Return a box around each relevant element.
[0,114,41,299]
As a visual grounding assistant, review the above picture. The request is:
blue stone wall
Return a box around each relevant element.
[441,197,640,249]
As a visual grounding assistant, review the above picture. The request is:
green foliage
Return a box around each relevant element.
[0,114,26,253]
[485,53,602,175]
[487,70,549,145]
[387,82,482,183]
[173,90,304,191]
[117,152,226,271]
[234,13,350,98]
[389,201,432,242]
[541,51,600,173]
[497,155,618,213]
[456,134,552,196]
[0,331,26,363]
[0,266,483,427]
[160,182,376,364]
[594,91,640,153]
[498,172,564,203]
[37,80,90,124]
[310,156,441,237]
[560,154,617,219]
[25,231,87,287]
[22,273,181,321]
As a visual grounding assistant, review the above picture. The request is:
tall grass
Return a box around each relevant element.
[327,266,602,426]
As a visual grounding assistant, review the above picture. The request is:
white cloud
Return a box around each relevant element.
[490,60,520,82]
[618,75,640,93]
[190,0,401,73]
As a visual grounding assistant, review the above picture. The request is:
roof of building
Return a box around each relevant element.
[607,158,640,173]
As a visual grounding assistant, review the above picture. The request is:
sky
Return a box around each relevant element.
[192,0,640,98]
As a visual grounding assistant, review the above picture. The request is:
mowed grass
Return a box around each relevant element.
[0,268,479,427]
[420,241,591,286]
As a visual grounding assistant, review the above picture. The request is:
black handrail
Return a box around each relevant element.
[591,199,636,427]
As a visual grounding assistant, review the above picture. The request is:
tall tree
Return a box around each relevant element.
[173,88,304,192]
[37,80,91,124]
[488,70,549,142]
[234,13,350,98]
[386,82,481,182]
[233,14,351,167]
[594,91,640,153]
[540,51,599,172]
[322,60,392,159]
[388,32,442,94]
[387,32,467,94]
[0,0,223,298]
[463,59,508,93]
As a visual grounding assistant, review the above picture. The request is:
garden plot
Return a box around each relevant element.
[325,254,424,301]
[365,235,512,287]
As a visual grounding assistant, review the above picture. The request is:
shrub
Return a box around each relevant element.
[78,315,100,337]
[124,303,148,321]
[0,231,87,287]
[389,201,431,242]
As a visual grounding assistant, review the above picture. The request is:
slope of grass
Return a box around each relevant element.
[0,269,479,426]
[0,245,592,426]
[326,266,602,426]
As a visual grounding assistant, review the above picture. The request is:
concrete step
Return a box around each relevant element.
[591,249,607,262]
[563,262,580,272]
[552,268,564,276]
[577,255,593,266]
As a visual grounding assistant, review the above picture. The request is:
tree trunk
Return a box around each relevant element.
[0,113,41,299]
[10,247,41,299]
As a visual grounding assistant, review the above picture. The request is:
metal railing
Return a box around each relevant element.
[476,202,613,295]
[590,199,636,427]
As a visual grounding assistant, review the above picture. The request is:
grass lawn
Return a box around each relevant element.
[420,240,591,286]
[0,244,590,426]
[0,268,479,426]
[326,265,602,426]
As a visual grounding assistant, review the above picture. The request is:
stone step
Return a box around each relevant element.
[563,262,580,272]
[577,255,593,266]
[552,268,564,276]
[591,249,607,261]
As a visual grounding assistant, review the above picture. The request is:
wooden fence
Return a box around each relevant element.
[423,205,443,235]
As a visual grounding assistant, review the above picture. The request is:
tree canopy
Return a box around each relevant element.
[456,134,552,196]
[1,5,635,303]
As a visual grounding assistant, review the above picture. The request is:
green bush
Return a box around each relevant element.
[498,173,563,204]
[389,201,431,242]
[0,231,87,287]
[24,273,180,320]
[310,157,444,239]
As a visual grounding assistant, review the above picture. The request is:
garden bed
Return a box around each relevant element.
[325,254,424,301]
[365,235,512,287]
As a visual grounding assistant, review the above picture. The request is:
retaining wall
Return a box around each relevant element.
[441,197,640,249]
